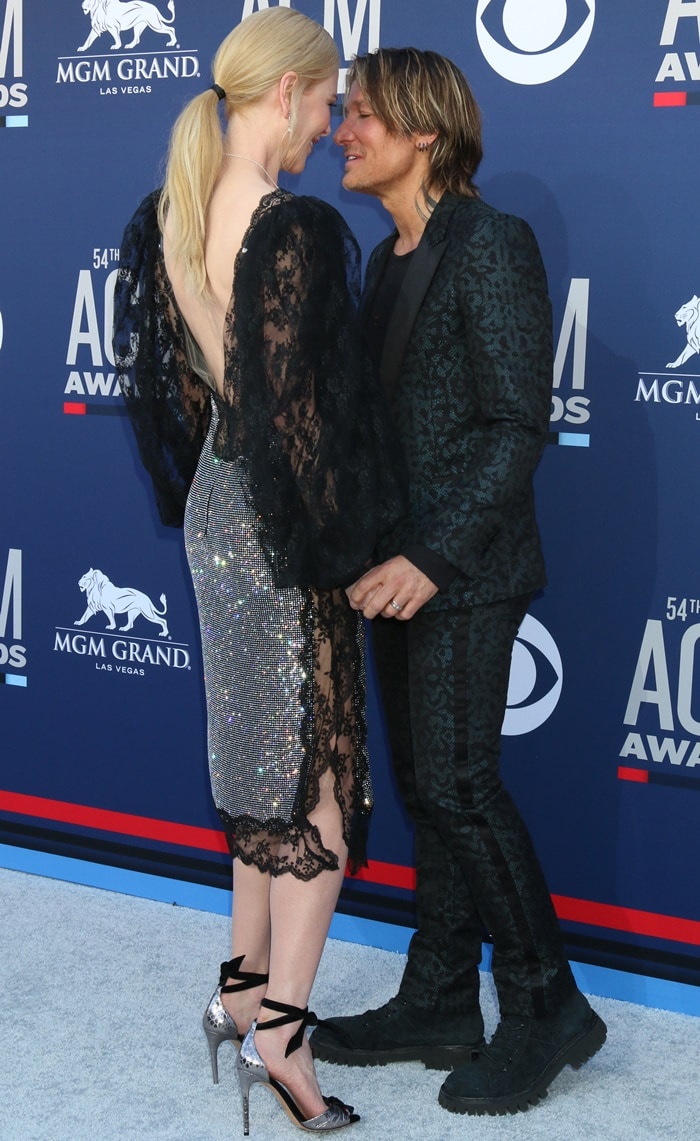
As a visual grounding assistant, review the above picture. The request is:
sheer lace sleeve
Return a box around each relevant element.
[214,193,407,589]
[113,191,211,526]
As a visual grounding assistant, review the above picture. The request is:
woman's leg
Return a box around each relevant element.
[218,859,272,1035]
[255,767,348,1119]
[219,770,347,1118]
[231,592,357,1116]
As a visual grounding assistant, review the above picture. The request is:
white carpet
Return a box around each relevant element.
[1,866,698,1141]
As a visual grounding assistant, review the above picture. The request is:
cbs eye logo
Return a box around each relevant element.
[502,615,563,735]
[476,0,595,85]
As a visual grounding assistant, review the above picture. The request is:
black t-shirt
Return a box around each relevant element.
[364,249,415,373]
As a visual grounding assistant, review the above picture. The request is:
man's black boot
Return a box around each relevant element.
[310,995,485,1070]
[438,989,606,1115]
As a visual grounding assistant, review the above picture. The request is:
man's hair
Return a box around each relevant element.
[347,48,482,199]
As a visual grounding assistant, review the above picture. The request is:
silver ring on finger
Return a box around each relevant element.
[390,599,403,613]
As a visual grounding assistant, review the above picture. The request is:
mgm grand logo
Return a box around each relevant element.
[57,1,199,91]
[636,293,700,418]
[54,568,191,676]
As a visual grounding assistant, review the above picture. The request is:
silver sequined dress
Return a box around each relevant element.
[184,401,371,879]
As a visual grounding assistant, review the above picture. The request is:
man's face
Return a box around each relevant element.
[333,82,422,200]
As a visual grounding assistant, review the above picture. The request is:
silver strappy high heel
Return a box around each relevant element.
[202,955,268,1084]
[235,999,360,1135]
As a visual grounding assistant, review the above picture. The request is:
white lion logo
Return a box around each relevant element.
[74,569,169,637]
[77,0,178,52]
[666,295,700,370]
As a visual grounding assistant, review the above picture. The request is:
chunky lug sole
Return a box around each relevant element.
[311,1039,482,1071]
[438,1013,607,1115]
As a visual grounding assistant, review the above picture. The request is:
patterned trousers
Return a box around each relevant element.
[371,595,576,1019]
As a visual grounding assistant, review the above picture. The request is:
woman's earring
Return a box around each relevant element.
[287,112,292,136]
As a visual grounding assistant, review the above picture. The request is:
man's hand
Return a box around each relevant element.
[346,555,438,620]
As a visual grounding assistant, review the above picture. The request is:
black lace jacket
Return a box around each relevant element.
[113,189,406,589]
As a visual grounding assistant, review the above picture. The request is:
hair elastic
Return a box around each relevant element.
[211,83,226,101]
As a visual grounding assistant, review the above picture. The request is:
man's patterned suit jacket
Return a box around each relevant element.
[363,192,553,612]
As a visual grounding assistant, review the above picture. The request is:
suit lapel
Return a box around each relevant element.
[379,234,448,398]
[363,195,462,399]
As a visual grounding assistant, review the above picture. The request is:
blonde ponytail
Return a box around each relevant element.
[158,8,338,297]
[158,89,224,296]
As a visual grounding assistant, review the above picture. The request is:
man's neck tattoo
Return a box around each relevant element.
[415,184,438,225]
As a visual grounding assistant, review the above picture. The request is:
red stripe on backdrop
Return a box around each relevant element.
[0,789,230,853]
[2,789,700,946]
[552,894,700,946]
[618,766,649,783]
[63,403,87,415]
[653,91,687,107]
[353,859,416,891]
[0,789,414,885]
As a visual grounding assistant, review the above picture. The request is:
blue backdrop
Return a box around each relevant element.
[2,0,700,999]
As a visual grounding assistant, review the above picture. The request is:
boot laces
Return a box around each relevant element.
[482,1018,528,1068]
[361,997,409,1026]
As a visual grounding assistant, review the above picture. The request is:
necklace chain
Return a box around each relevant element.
[223,152,279,190]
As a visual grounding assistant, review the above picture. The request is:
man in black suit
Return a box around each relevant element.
[311,48,606,1115]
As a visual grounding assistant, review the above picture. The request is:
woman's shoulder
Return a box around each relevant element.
[257,191,356,252]
[120,188,161,241]
[116,188,163,281]
[271,190,347,225]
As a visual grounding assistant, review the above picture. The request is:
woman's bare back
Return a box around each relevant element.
[163,174,274,396]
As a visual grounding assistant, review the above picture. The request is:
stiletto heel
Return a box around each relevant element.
[203,1003,236,1085]
[237,1048,257,1136]
[202,955,268,1084]
[235,1001,360,1135]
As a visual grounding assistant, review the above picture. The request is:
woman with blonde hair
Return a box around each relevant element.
[113,8,404,1133]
